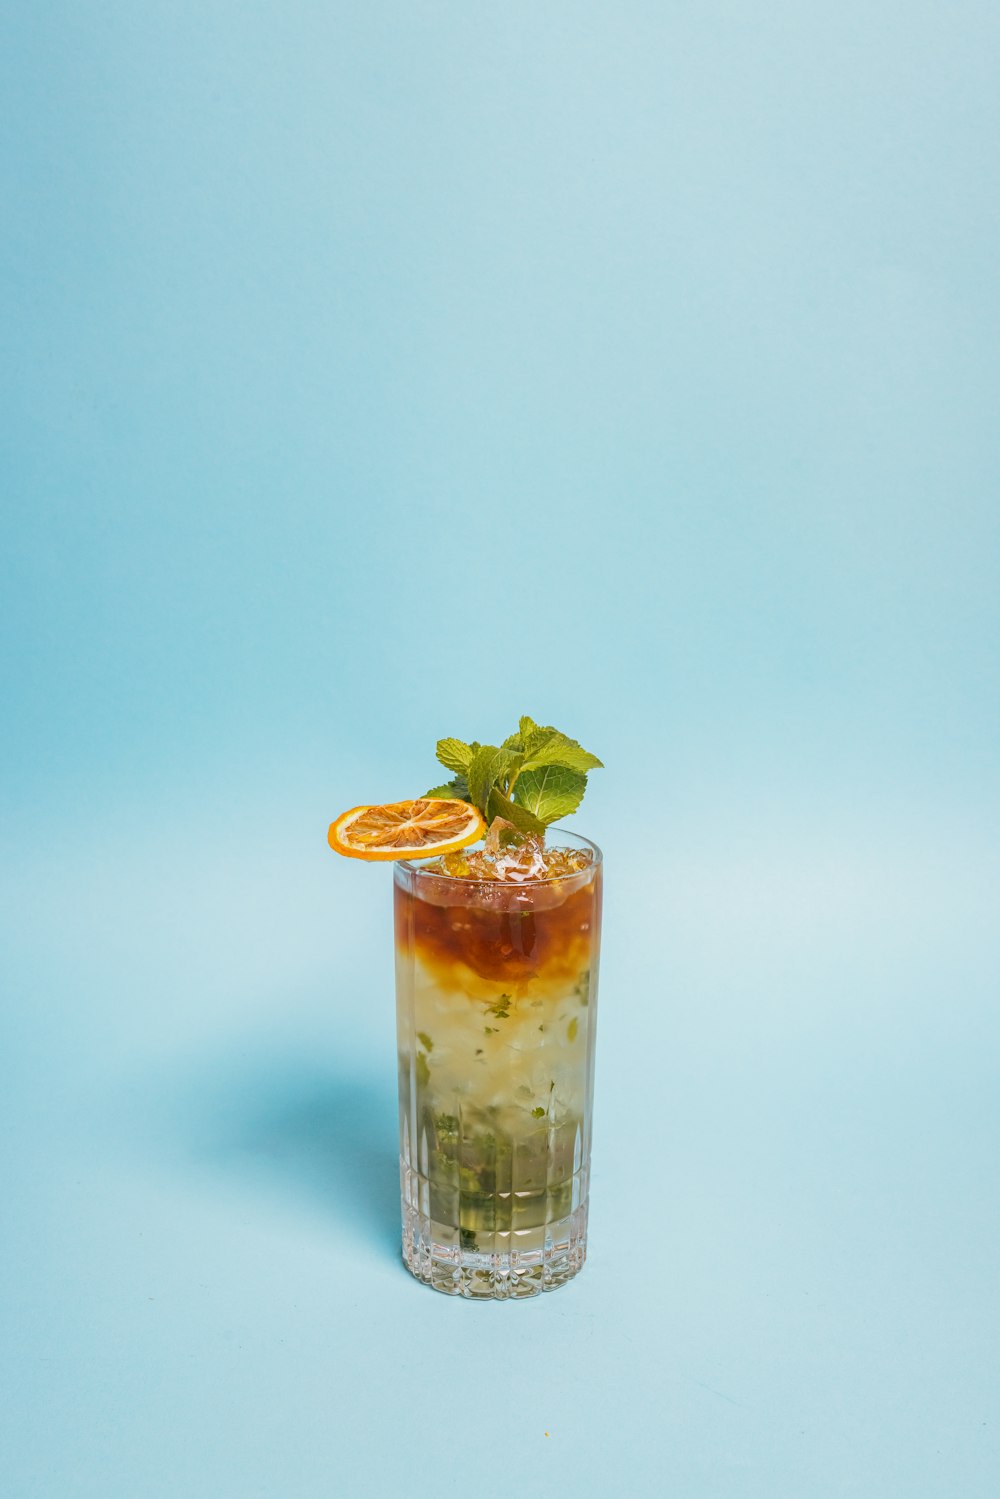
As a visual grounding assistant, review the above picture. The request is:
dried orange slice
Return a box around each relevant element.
[328,798,485,861]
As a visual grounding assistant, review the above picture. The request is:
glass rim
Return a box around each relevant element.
[395,825,603,885]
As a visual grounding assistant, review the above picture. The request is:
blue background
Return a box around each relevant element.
[3,3,998,1495]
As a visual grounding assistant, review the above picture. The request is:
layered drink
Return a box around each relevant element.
[394,829,602,1298]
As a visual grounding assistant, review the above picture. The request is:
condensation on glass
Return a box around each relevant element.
[393,831,602,1299]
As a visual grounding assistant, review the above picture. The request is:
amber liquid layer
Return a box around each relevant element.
[394,860,601,1298]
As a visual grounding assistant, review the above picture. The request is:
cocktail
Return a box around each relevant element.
[328,716,603,1299]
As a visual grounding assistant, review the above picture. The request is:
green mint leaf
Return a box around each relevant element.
[520,724,603,774]
[466,745,500,812]
[514,764,588,825]
[436,737,474,774]
[502,749,525,781]
[425,774,470,800]
[428,719,602,827]
[467,745,518,814]
[486,785,545,835]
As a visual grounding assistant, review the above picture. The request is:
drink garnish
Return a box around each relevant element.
[327,715,601,861]
[327,798,484,860]
[425,715,602,831]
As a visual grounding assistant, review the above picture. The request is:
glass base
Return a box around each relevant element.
[401,1197,588,1299]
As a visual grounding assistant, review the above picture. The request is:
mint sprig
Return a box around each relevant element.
[424,717,602,830]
